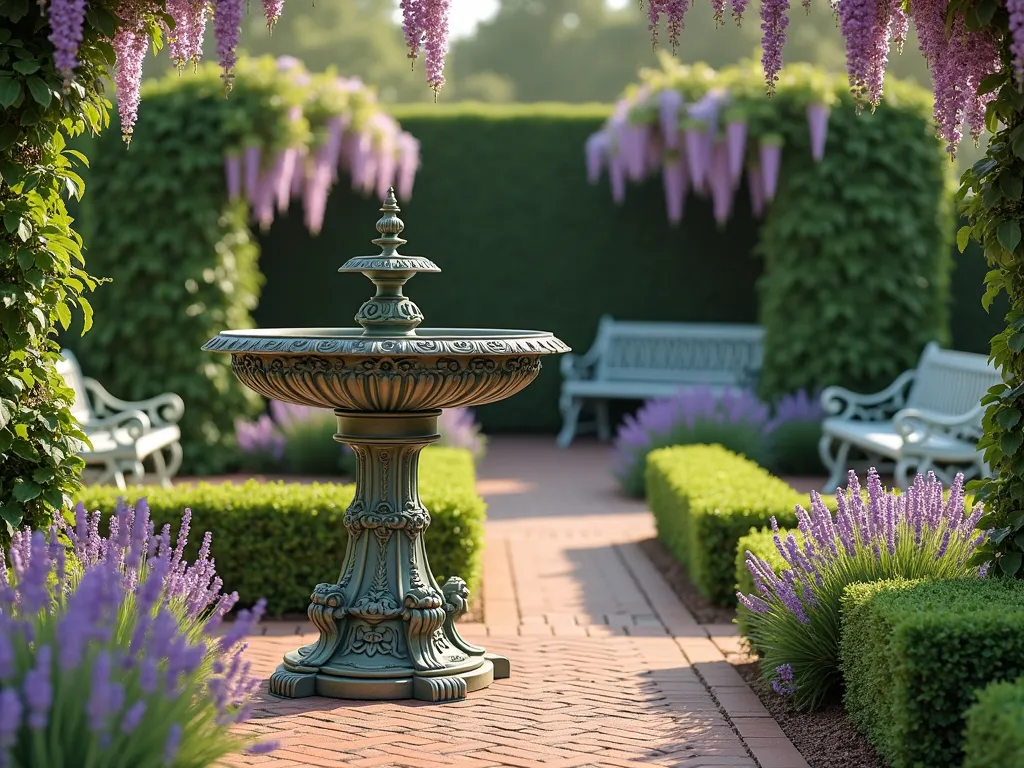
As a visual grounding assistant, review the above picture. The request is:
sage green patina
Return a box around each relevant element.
[203,189,569,702]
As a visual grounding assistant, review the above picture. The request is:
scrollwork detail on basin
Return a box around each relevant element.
[228,353,545,411]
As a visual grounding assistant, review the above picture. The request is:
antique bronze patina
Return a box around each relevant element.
[203,189,569,702]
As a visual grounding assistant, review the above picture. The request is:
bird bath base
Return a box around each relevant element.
[267,409,509,703]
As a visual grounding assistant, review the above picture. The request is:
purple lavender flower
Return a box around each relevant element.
[738,470,987,707]
[437,408,486,459]
[23,645,52,730]
[772,664,796,695]
[612,386,769,496]
[0,687,21,749]
[112,23,149,143]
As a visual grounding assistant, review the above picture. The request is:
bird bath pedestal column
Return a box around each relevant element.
[203,190,569,702]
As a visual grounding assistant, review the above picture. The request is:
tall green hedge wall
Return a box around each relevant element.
[254,102,764,433]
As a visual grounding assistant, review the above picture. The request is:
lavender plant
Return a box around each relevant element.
[235,402,486,476]
[737,469,986,710]
[612,387,770,498]
[0,500,274,767]
[764,389,825,476]
[436,408,487,463]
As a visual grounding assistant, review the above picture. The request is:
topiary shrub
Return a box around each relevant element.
[962,676,1024,768]
[645,443,804,605]
[75,447,484,615]
[840,578,1024,768]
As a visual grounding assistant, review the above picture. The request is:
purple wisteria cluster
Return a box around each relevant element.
[400,0,453,94]
[0,500,273,764]
[640,0,1013,153]
[224,59,421,236]
[45,0,450,144]
[586,83,829,227]
[737,469,986,621]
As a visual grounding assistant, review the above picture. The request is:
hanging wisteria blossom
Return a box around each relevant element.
[219,58,421,238]
[584,64,836,227]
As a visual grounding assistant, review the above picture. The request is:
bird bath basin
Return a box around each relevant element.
[203,189,568,702]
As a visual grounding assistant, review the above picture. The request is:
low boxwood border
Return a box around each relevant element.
[76,447,485,616]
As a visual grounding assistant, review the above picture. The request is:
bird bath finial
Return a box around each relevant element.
[337,189,441,337]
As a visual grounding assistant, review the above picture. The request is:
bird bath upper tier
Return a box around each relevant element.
[203,189,569,703]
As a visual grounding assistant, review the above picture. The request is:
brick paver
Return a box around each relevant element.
[222,437,809,768]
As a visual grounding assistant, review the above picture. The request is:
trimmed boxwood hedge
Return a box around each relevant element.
[962,676,1024,768]
[840,578,1024,768]
[645,444,805,605]
[75,447,484,616]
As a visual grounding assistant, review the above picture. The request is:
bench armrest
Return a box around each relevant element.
[84,378,185,427]
[894,405,986,446]
[820,369,916,421]
[560,353,595,381]
[83,409,153,447]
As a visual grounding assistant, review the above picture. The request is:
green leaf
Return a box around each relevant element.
[64,149,89,168]
[0,506,23,529]
[1013,126,1024,160]
[1015,532,1024,550]
[31,467,54,483]
[54,301,71,331]
[1011,333,1024,354]
[25,77,51,108]
[85,6,118,37]
[978,72,1006,95]
[11,480,41,502]
[997,408,1022,429]
[999,552,1022,576]
[0,75,21,109]
[1000,429,1024,456]
[78,295,93,334]
[0,124,17,152]
[997,220,1022,254]
[11,439,37,460]
[956,225,972,252]
[11,60,39,75]
[0,400,9,430]
[1000,173,1023,201]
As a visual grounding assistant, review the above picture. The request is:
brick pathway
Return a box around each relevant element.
[224,437,810,768]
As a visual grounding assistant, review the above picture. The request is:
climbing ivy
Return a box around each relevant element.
[0,0,115,538]
[961,30,1024,577]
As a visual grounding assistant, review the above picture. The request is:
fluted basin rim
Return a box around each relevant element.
[203,327,571,357]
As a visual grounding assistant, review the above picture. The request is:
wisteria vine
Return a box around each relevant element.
[43,0,455,141]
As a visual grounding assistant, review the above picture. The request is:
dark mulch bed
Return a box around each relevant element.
[735,661,885,768]
[638,538,736,625]
[641,536,884,768]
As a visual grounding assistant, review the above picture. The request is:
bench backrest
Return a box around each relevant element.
[592,317,764,385]
[905,342,1002,416]
[55,349,93,424]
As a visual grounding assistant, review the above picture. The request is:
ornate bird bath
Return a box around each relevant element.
[203,189,569,702]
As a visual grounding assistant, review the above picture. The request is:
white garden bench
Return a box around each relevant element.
[57,349,185,490]
[557,315,764,447]
[819,342,1002,492]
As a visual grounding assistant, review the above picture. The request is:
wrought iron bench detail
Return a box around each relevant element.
[556,315,764,448]
[819,342,1002,492]
[57,349,185,490]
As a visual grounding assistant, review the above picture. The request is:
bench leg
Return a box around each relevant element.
[557,395,584,449]
[819,433,851,493]
[596,400,612,443]
[894,455,926,491]
[151,444,182,489]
